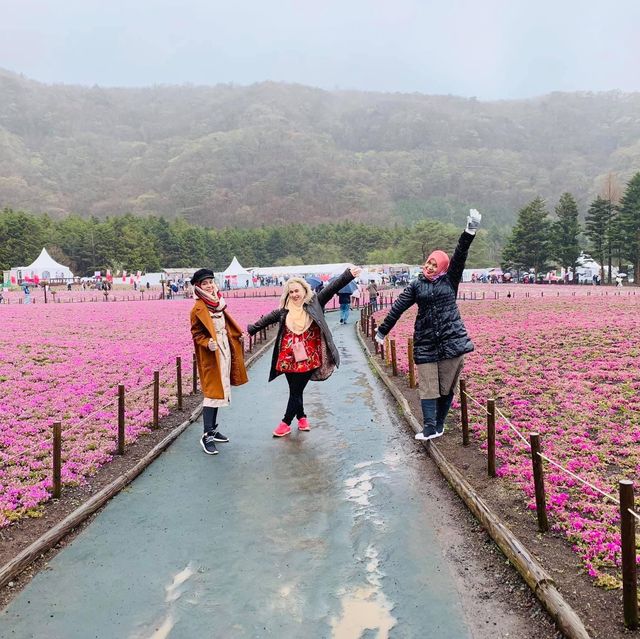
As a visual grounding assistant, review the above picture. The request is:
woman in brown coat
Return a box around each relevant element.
[190,269,248,455]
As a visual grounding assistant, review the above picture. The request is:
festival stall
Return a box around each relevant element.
[8,248,74,285]
[222,256,253,289]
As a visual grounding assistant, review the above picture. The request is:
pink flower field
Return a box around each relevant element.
[0,285,284,305]
[0,297,279,528]
[373,293,640,586]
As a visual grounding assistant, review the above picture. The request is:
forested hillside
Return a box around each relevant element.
[1,68,639,228]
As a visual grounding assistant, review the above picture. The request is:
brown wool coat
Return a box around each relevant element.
[190,300,248,399]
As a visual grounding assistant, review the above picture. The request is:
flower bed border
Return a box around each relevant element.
[0,335,276,591]
[355,321,591,639]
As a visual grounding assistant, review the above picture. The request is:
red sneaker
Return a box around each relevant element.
[297,417,310,431]
[273,422,292,437]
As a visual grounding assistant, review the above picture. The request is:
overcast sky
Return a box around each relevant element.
[2,0,640,99]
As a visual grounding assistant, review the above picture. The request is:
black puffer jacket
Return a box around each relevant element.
[377,232,475,364]
[248,268,355,382]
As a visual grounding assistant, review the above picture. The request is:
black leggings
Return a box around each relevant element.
[283,371,314,425]
[203,406,219,433]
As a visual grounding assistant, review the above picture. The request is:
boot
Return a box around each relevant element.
[415,399,439,441]
[435,392,454,436]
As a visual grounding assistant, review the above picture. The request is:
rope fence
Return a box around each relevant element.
[40,322,278,501]
[460,381,639,630]
[357,311,639,630]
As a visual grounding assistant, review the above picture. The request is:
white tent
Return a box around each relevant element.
[10,248,74,284]
[250,263,351,280]
[575,253,601,283]
[222,256,253,289]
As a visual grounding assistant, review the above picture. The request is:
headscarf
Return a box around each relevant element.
[423,250,450,281]
[194,284,227,313]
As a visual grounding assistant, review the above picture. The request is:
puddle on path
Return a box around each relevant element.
[331,546,397,639]
[132,562,198,639]
[334,457,398,639]
[331,586,396,639]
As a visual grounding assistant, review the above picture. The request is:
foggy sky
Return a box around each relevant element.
[2,0,640,99]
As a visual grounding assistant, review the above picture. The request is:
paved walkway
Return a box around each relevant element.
[1,315,472,639]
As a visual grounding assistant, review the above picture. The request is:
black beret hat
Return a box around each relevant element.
[190,268,215,285]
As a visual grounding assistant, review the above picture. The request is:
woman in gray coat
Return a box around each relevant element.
[248,266,361,437]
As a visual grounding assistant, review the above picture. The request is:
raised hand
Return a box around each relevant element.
[466,209,482,234]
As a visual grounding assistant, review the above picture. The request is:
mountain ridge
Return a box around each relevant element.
[1,68,638,227]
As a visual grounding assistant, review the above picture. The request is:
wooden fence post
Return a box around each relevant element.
[117,385,125,455]
[530,433,549,532]
[385,337,391,364]
[176,357,183,411]
[52,422,62,498]
[192,352,198,393]
[487,398,496,477]
[619,480,638,629]
[372,320,379,354]
[459,378,469,446]
[408,338,416,389]
[390,339,398,376]
[153,370,160,428]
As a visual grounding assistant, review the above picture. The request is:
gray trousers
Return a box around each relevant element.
[417,356,465,400]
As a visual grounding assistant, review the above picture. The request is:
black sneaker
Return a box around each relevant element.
[200,432,219,455]
[415,425,439,441]
[434,423,445,437]
[212,430,229,443]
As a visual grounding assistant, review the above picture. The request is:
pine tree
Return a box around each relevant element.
[618,172,640,282]
[584,196,609,282]
[501,197,551,276]
[550,192,581,276]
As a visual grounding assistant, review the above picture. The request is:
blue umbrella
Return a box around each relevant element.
[329,277,358,295]
[305,276,322,289]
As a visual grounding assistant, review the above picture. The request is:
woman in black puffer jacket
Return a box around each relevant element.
[376,210,481,441]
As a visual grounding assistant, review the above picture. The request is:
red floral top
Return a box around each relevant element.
[276,323,322,373]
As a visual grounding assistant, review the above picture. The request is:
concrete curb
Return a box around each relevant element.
[0,334,277,592]
[355,322,591,639]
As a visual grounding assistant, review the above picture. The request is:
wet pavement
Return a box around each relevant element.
[1,315,473,639]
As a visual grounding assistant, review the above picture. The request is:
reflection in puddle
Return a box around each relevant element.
[336,457,398,638]
[165,563,196,603]
[144,614,175,639]
[132,563,197,639]
[331,547,397,638]
[344,471,375,508]
[331,587,396,639]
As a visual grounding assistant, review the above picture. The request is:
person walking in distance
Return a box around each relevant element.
[375,210,482,441]
[247,266,361,437]
[338,289,352,324]
[190,269,248,455]
[367,280,379,312]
